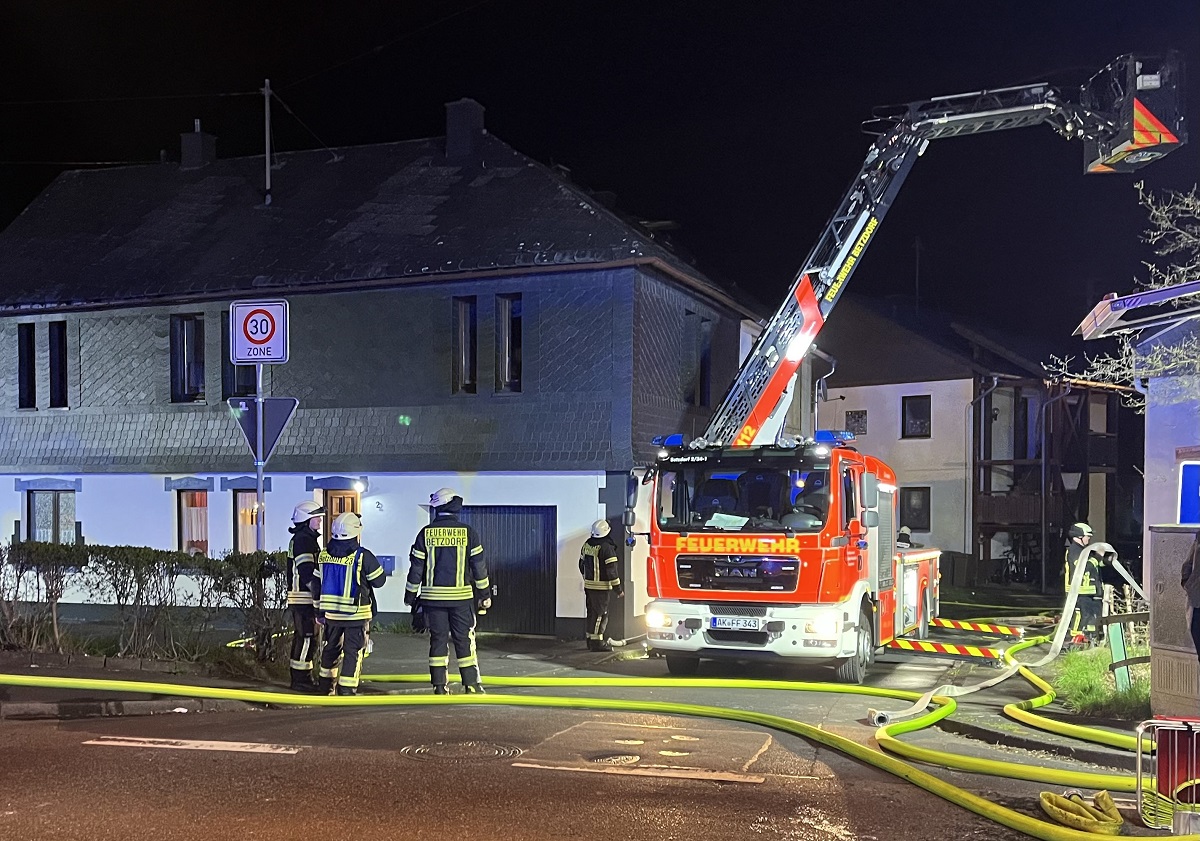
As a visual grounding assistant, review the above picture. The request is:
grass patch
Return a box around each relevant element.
[1050,645,1150,720]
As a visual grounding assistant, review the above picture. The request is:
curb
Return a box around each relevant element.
[939,716,1137,772]
[0,697,252,721]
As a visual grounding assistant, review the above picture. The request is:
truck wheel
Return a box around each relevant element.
[834,607,874,684]
[665,655,700,676]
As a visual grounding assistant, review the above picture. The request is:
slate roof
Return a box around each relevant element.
[0,133,751,315]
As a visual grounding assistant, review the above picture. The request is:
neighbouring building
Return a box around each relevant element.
[0,99,763,640]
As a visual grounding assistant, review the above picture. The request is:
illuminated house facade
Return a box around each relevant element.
[0,100,759,638]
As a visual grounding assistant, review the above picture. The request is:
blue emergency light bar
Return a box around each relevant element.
[650,433,687,447]
[813,430,856,444]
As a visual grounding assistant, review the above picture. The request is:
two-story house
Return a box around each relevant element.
[0,99,761,640]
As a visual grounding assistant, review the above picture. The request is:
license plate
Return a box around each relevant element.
[710,616,760,631]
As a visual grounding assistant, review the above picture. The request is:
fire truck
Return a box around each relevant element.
[625,53,1185,682]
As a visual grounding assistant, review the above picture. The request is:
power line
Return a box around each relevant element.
[270,91,343,163]
[280,1,495,90]
[0,90,258,107]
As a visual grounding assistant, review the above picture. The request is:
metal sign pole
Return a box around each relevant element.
[255,362,265,552]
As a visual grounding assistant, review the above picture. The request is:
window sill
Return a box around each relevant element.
[16,407,37,412]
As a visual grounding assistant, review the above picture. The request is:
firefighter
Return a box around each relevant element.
[286,500,324,692]
[405,488,490,695]
[579,519,624,651]
[315,512,386,696]
[1063,521,1102,644]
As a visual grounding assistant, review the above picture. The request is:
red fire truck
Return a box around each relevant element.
[626,53,1185,682]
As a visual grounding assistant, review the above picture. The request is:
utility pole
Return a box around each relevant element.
[262,79,272,206]
[913,236,923,316]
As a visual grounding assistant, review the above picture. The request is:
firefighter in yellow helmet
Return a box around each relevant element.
[315,512,385,695]
[1063,521,1102,644]
[286,500,324,692]
[579,518,623,651]
[406,488,490,694]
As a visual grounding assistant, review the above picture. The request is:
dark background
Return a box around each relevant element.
[2,1,1197,341]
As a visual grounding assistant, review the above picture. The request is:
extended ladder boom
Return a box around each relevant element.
[697,53,1184,449]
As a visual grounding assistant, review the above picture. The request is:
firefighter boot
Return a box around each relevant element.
[289,669,319,693]
[464,683,486,695]
[335,684,357,696]
[433,685,449,695]
[317,675,335,695]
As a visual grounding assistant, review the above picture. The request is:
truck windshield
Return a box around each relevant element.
[655,455,831,533]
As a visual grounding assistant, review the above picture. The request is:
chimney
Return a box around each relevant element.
[444,98,485,160]
[180,119,217,170]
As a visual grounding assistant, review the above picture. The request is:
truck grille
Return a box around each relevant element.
[709,605,768,617]
[676,555,799,592]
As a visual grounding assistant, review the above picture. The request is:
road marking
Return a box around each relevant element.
[512,761,764,783]
[83,736,302,754]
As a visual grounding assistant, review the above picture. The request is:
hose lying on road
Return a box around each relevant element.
[0,669,1190,841]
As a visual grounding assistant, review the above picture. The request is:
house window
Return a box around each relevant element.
[221,315,256,399]
[27,490,76,544]
[845,409,867,437]
[49,320,68,408]
[901,395,932,439]
[178,491,209,557]
[233,490,260,553]
[17,323,35,409]
[170,314,206,403]
[899,487,931,532]
[452,296,477,394]
[496,293,522,393]
[686,311,713,407]
[322,490,360,539]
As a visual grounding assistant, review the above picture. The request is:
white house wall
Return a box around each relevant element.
[2,470,620,621]
[825,378,974,553]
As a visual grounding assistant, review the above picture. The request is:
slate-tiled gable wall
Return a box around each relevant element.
[0,268,646,474]
[631,271,743,464]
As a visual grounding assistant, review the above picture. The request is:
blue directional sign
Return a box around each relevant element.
[1180,462,1200,524]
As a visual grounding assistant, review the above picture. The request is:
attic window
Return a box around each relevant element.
[452,296,477,395]
[496,293,522,393]
[901,395,932,439]
[170,314,206,403]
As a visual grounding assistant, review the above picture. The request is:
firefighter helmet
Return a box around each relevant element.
[590,519,611,538]
[291,500,325,525]
[331,512,363,541]
[430,488,461,508]
[1068,522,1093,540]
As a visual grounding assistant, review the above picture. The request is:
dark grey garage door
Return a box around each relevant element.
[456,505,557,636]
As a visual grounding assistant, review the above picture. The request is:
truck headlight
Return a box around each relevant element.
[804,614,839,638]
[645,609,672,628]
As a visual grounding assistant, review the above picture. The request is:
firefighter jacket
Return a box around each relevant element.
[1063,541,1100,596]
[287,523,321,606]
[579,535,622,591]
[406,513,488,602]
[316,537,386,622]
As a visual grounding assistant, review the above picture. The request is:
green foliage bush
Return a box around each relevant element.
[1051,645,1151,720]
[0,541,288,662]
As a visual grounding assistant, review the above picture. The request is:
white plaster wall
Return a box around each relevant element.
[825,378,974,553]
[1,470,611,620]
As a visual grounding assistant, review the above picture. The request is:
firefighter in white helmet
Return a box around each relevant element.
[286,500,324,692]
[579,518,623,651]
[315,512,385,695]
[406,488,490,694]
[1064,521,1102,644]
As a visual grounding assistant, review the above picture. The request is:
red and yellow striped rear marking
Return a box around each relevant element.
[1132,98,1179,147]
[930,617,1024,638]
[887,639,1004,659]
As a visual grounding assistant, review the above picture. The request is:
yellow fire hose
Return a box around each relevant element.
[0,666,1190,840]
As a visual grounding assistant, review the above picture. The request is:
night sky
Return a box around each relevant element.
[2,1,1197,342]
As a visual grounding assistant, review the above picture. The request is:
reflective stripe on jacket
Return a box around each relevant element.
[318,546,385,621]
[287,527,321,606]
[407,514,488,601]
[579,536,621,591]
[1063,542,1099,596]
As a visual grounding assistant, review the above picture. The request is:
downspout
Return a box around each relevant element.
[965,376,1001,558]
[1039,381,1073,594]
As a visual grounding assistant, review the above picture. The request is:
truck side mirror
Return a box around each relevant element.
[626,472,640,506]
[622,509,636,528]
[862,473,879,510]
[862,510,879,529]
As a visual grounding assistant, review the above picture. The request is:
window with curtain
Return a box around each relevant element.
[233,490,260,553]
[28,490,76,544]
[178,491,209,556]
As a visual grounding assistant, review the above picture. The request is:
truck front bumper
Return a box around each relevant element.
[643,600,858,661]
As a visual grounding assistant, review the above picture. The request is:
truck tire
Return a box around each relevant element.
[834,607,874,684]
[665,655,700,676]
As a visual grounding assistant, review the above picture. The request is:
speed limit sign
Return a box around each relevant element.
[230,300,289,364]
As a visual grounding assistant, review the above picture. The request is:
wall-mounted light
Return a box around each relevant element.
[353,481,366,493]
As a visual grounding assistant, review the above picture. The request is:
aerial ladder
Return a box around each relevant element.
[696,52,1186,450]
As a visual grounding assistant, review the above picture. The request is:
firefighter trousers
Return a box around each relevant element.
[425,601,479,688]
[1071,595,1102,638]
[319,620,369,689]
[584,589,612,644]
[289,604,317,673]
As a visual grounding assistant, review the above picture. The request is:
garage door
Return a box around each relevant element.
[456,505,557,636]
